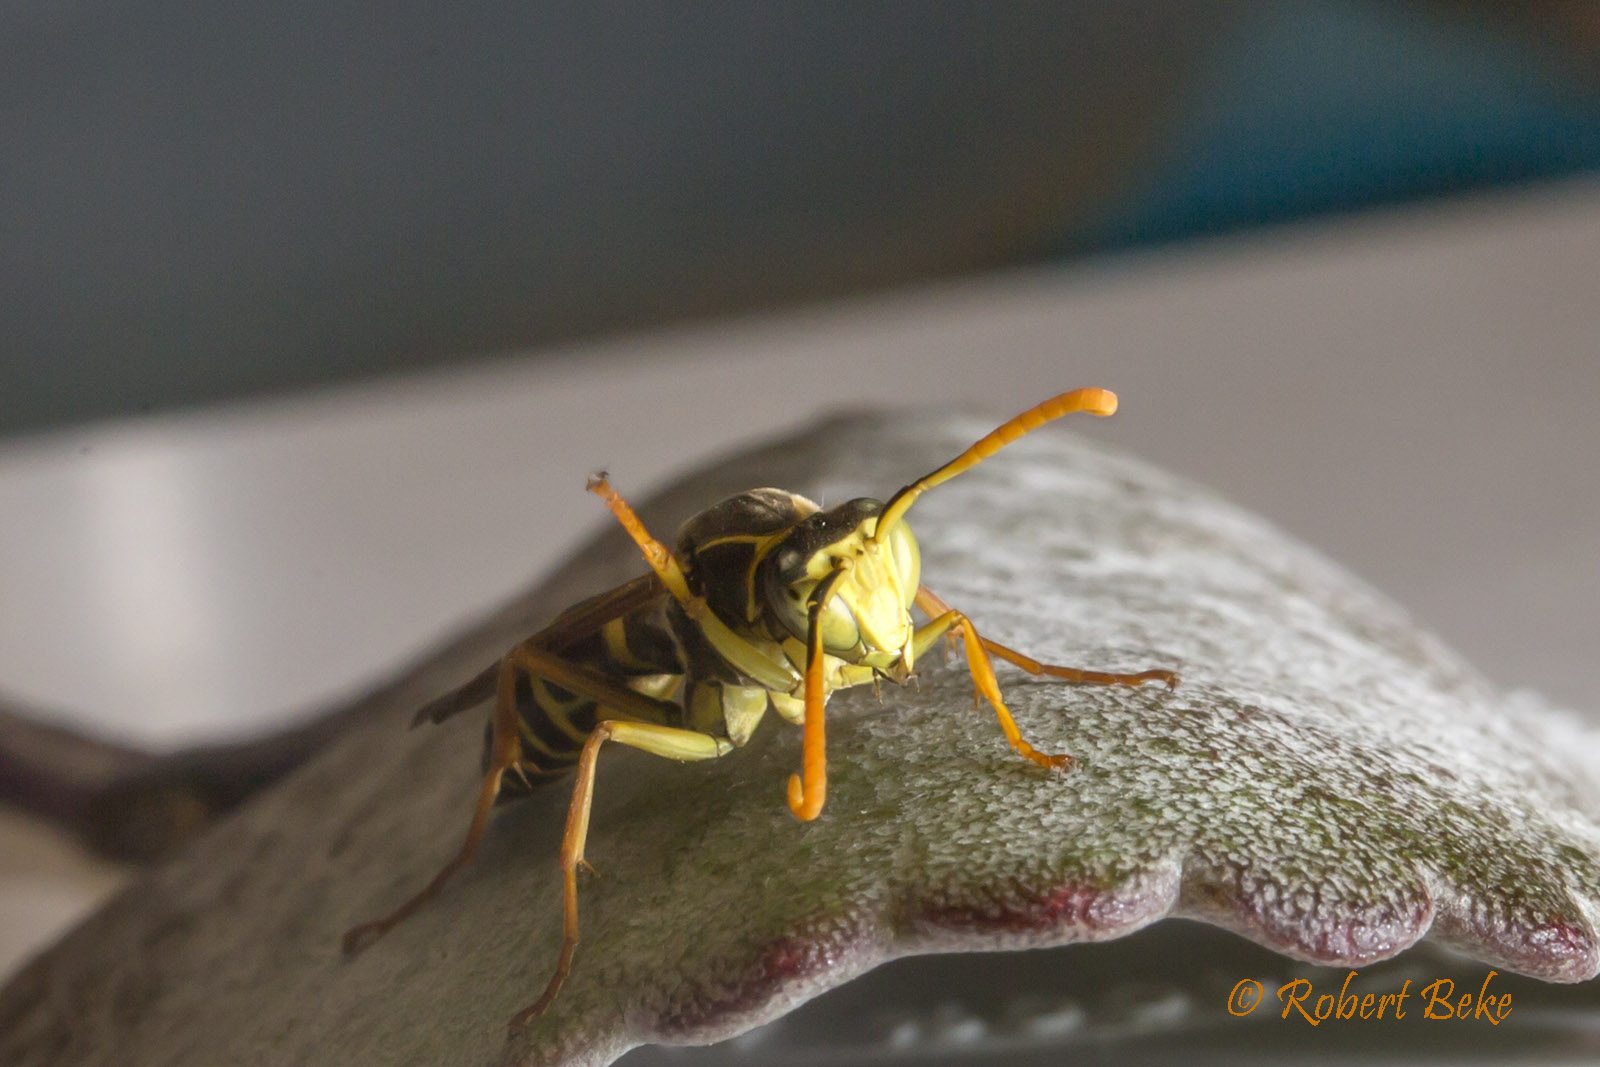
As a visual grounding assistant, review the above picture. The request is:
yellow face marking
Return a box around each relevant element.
[799,526,915,667]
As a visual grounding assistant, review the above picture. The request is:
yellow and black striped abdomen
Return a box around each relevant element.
[493,598,686,796]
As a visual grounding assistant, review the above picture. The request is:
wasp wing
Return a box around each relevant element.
[409,572,668,728]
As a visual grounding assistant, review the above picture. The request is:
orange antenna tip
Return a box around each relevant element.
[872,387,1122,541]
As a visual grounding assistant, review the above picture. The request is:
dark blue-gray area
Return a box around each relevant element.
[2,2,1596,435]
[1086,1,1600,248]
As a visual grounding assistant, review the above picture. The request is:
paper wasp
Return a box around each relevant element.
[341,388,1177,1029]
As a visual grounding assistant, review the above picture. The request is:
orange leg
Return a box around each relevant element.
[342,654,526,955]
[509,719,730,1031]
[910,586,1178,772]
[343,638,683,959]
[511,723,608,1030]
[915,585,1178,689]
[980,639,1178,689]
[915,606,1075,771]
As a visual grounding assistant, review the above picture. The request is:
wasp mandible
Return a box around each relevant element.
[342,388,1177,1029]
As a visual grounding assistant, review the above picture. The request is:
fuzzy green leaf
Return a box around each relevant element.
[2,411,1595,1067]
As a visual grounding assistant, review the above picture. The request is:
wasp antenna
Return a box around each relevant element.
[786,563,850,822]
[587,473,699,606]
[873,387,1118,541]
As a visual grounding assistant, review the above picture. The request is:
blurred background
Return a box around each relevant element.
[2,0,1599,1057]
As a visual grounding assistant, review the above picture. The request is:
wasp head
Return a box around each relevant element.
[759,498,921,676]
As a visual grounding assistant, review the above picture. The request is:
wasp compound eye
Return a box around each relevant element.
[815,587,861,652]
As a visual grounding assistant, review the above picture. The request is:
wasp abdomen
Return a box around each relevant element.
[491,600,687,797]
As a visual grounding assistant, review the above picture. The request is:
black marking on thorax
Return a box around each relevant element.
[677,488,817,628]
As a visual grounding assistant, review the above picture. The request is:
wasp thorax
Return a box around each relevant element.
[759,498,921,667]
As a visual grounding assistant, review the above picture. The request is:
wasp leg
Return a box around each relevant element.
[342,653,528,955]
[511,719,732,1031]
[910,604,1074,772]
[915,586,1178,690]
[343,637,682,959]
[979,641,1177,689]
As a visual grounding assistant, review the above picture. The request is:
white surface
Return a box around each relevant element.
[3,180,1598,750]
